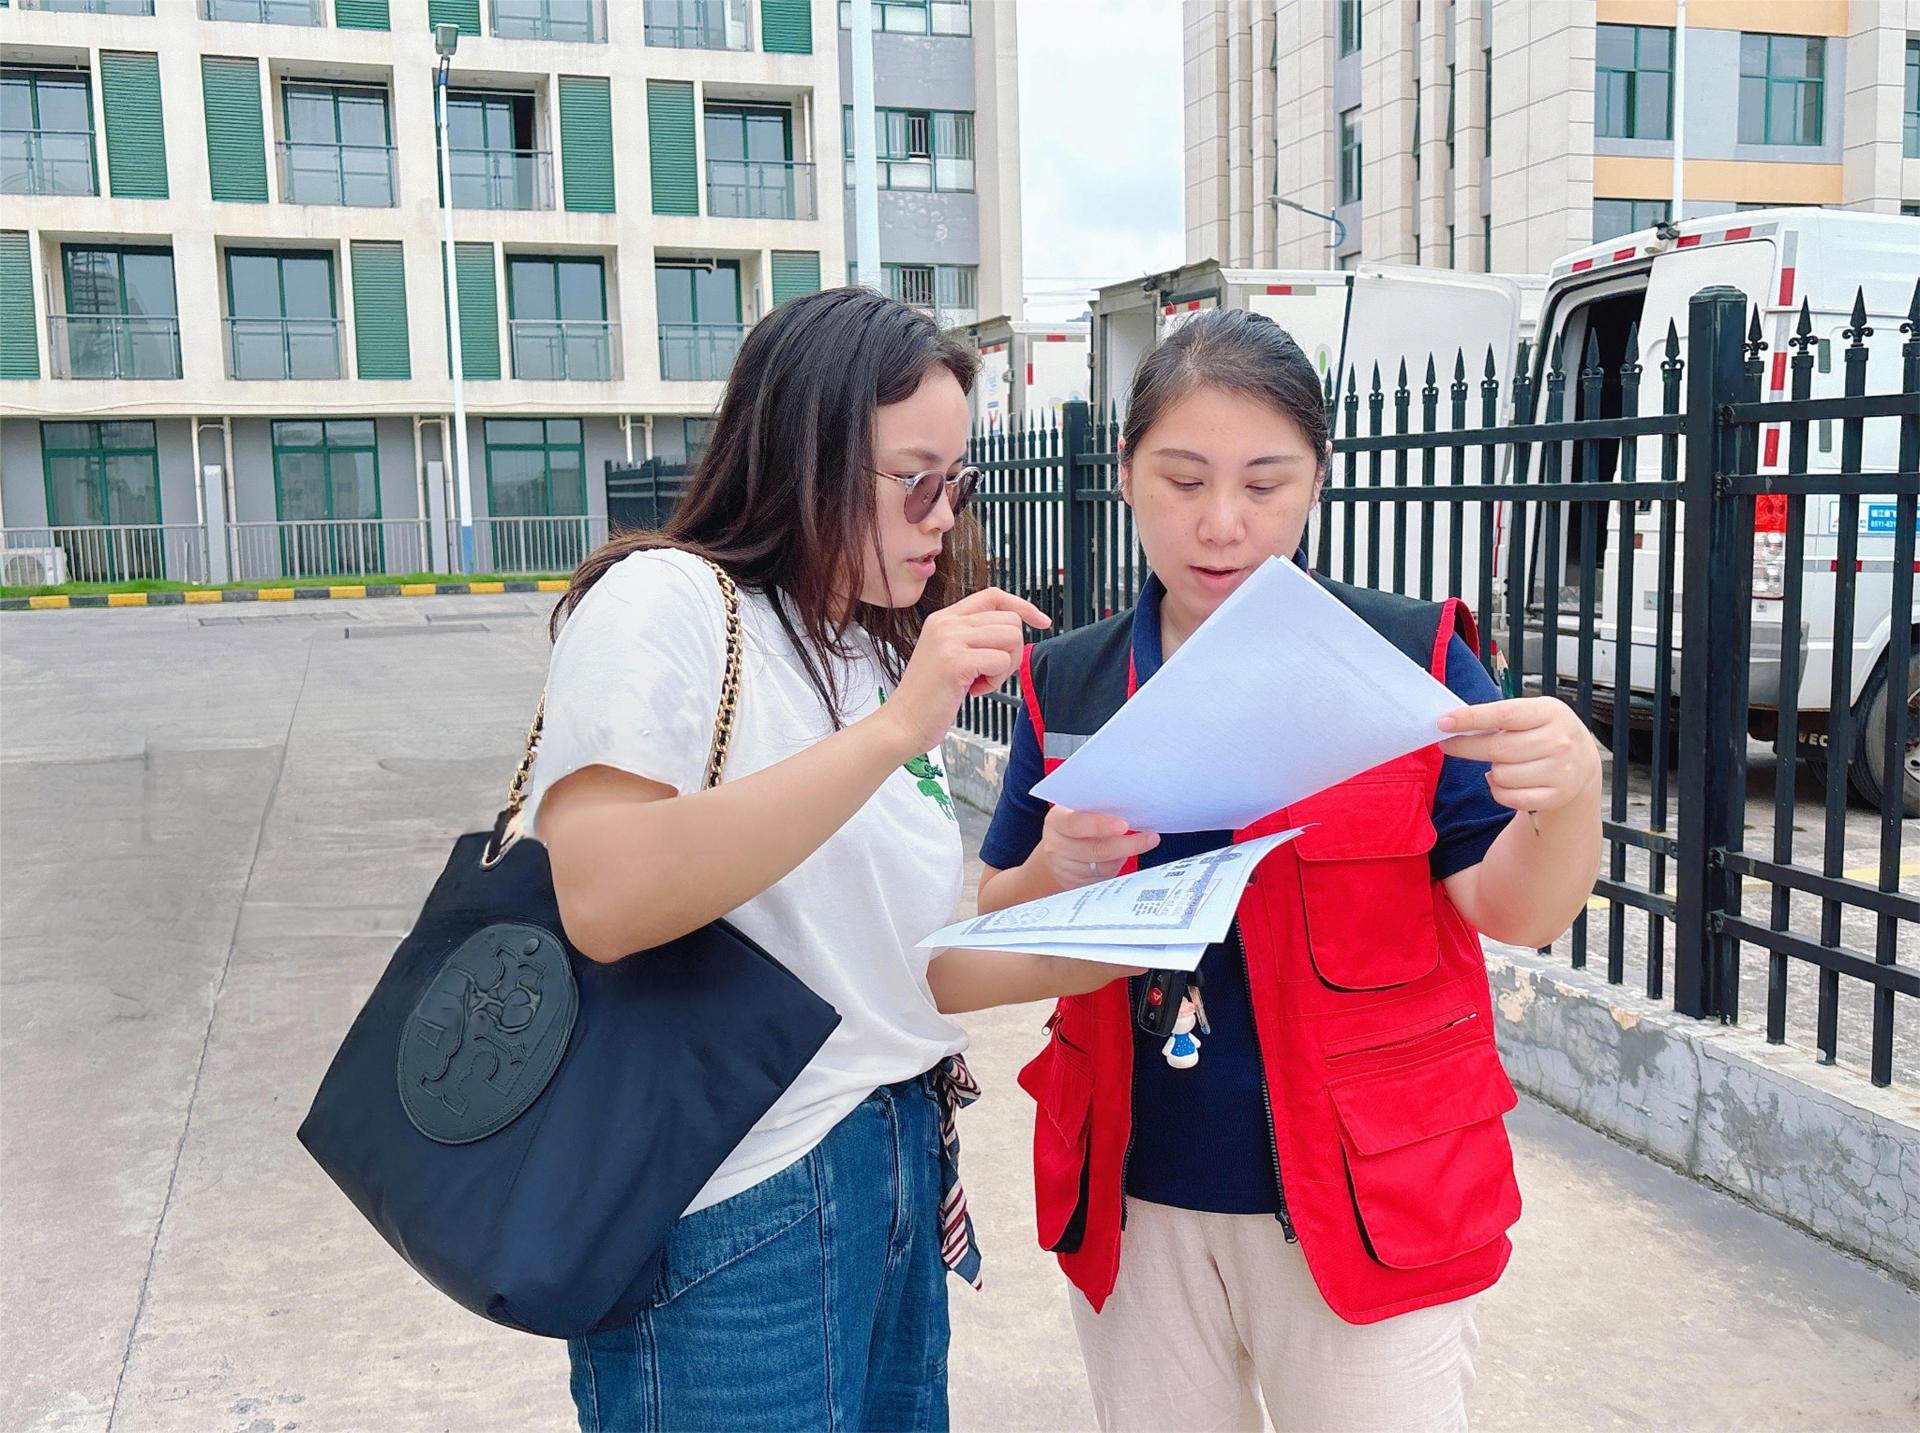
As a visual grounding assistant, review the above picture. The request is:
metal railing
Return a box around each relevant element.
[47,315,183,381]
[18,0,156,14]
[2,525,210,586]
[606,458,691,533]
[508,319,621,381]
[643,0,749,49]
[843,155,975,192]
[658,322,746,382]
[467,514,605,575]
[199,0,322,22]
[225,317,343,381]
[229,518,432,582]
[0,129,98,196]
[936,282,1918,1090]
[706,158,816,220]
[446,147,554,211]
[489,0,606,42]
[276,140,397,208]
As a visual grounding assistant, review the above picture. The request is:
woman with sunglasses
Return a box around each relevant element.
[520,288,1137,1433]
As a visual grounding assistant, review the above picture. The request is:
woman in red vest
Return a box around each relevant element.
[976,309,1602,1431]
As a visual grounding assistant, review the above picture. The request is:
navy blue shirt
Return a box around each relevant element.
[979,569,1514,1215]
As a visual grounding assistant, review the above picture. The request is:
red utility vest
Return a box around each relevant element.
[1013,576,1522,1325]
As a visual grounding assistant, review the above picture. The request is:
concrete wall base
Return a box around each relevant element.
[942,727,1919,1283]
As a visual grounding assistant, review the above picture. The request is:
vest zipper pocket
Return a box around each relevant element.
[1325,1009,1479,1065]
[1234,922,1295,1243]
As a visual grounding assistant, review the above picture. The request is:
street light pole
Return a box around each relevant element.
[434,24,474,574]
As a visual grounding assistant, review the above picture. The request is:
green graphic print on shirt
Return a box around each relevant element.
[879,687,956,821]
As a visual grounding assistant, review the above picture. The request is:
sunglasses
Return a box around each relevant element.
[871,464,981,524]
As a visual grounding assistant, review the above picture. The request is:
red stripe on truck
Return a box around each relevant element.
[1724,226,1752,241]
[1677,234,1702,248]
[1771,352,1787,391]
[1778,267,1795,306]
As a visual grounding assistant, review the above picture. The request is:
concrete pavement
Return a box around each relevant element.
[2,596,1915,1432]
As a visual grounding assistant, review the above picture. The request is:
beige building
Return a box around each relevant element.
[1185,0,1920,277]
[0,0,1020,585]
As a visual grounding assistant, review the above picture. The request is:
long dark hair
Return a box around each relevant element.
[1121,308,1329,472]
[554,288,981,722]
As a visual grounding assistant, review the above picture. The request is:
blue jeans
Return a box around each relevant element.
[567,1075,952,1432]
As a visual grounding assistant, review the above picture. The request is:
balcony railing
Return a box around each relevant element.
[199,0,322,23]
[643,0,749,49]
[0,130,98,197]
[706,159,816,220]
[658,322,746,382]
[18,0,157,14]
[469,515,606,575]
[225,317,343,380]
[2,525,210,586]
[230,518,432,582]
[489,0,607,42]
[844,155,975,193]
[508,320,621,381]
[277,141,397,208]
[48,315,183,381]
[446,148,554,211]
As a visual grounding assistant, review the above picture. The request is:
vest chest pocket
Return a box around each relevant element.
[1292,777,1442,990]
[1017,1010,1095,1254]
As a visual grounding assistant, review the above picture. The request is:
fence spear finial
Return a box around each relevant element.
[1621,320,1642,377]
[1903,275,1919,335]
[1845,286,1872,343]
[1790,298,1816,352]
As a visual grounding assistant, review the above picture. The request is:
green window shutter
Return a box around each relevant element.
[760,0,813,54]
[351,241,411,381]
[0,232,38,381]
[335,0,390,30]
[558,76,614,214]
[448,242,500,381]
[771,251,821,308]
[427,0,481,36]
[200,57,267,204]
[647,80,697,216]
[99,52,169,200]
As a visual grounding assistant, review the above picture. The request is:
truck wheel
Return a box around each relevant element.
[1849,652,1920,818]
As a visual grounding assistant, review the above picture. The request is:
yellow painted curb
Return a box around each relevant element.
[107,591,149,607]
[257,587,295,602]
[399,583,436,596]
[184,590,223,604]
[468,581,505,594]
[27,595,70,610]
[536,579,568,592]
[328,584,367,599]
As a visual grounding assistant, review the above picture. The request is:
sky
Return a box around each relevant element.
[1014,0,1186,321]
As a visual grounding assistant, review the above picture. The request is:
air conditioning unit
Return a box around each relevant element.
[4,546,69,587]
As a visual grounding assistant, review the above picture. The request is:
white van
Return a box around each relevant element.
[955,316,1090,432]
[1522,208,1917,813]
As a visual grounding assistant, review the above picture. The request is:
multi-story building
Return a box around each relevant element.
[834,0,1021,330]
[0,0,1019,585]
[1184,0,1919,277]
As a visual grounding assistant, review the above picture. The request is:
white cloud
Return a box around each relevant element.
[1015,0,1186,320]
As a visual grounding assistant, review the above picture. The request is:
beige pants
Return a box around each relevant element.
[1069,1200,1479,1433]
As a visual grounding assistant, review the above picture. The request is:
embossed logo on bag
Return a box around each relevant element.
[398,923,578,1144]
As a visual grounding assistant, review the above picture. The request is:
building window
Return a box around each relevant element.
[1412,88,1422,183]
[877,262,976,329]
[656,260,744,381]
[706,103,814,219]
[684,416,716,462]
[281,82,395,208]
[56,246,181,381]
[1445,63,1456,169]
[644,0,749,50]
[1338,106,1362,205]
[1905,38,1918,158]
[1481,213,1491,270]
[490,0,607,43]
[843,106,975,191]
[1739,34,1825,146]
[1446,225,1455,268]
[1483,47,1492,156]
[481,417,588,572]
[39,420,164,580]
[1,67,97,197]
[201,0,322,23]
[269,419,386,576]
[1593,197,1669,242]
[1596,24,1672,140]
[1337,0,1361,56]
[1902,201,1920,217]
[838,0,970,36]
[224,249,340,380]
[444,90,549,210]
[506,255,613,381]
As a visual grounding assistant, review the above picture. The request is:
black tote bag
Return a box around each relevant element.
[298,559,841,1338]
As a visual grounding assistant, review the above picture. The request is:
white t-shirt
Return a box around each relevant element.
[519,547,968,1213]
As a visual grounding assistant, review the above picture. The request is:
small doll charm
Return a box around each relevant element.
[1162,988,1204,1069]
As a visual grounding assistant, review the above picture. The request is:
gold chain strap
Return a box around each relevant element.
[502,558,745,826]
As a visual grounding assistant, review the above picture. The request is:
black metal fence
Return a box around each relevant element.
[957,283,1918,1089]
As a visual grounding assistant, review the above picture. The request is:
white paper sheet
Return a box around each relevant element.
[918,829,1303,972]
[1030,556,1465,832]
